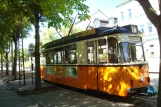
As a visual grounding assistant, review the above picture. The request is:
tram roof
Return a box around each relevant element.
[43,24,137,49]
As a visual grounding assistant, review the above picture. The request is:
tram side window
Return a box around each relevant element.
[120,43,130,62]
[53,48,63,64]
[46,51,53,64]
[130,45,137,62]
[62,50,66,63]
[108,37,118,63]
[98,39,107,63]
[57,51,63,64]
[65,44,77,64]
[130,43,144,62]
[65,67,78,78]
[87,41,94,64]
[53,52,57,64]
[63,49,69,63]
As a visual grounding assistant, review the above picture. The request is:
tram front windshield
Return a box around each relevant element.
[120,42,145,63]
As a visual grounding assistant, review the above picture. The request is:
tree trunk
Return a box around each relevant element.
[12,30,18,80]
[11,42,14,74]
[35,13,41,90]
[1,54,3,72]
[6,52,9,75]
[157,1,161,107]
[136,1,161,107]
[157,23,161,107]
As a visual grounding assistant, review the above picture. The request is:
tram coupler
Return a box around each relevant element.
[146,85,157,96]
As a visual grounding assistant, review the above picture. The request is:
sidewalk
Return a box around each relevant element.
[0,77,53,107]
[0,78,28,107]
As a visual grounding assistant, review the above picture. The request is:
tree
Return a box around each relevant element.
[136,0,161,107]
[24,48,30,61]
[62,26,82,36]
[40,26,82,45]
[0,0,31,79]
[40,28,60,45]
[14,0,89,90]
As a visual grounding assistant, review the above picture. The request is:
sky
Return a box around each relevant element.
[85,0,122,17]
[24,0,123,48]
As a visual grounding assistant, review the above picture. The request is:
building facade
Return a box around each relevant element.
[116,0,160,73]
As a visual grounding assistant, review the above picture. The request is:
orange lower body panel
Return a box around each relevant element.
[41,64,150,97]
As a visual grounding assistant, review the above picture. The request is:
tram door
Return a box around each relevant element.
[87,41,98,90]
[87,38,118,90]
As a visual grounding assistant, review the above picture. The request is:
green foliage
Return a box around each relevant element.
[0,0,31,54]
[24,48,30,61]
[10,0,90,29]
[0,0,89,51]
[41,0,90,29]
[0,0,89,88]
[40,28,60,45]
[40,26,82,45]
[62,26,83,36]
[24,61,30,68]
[102,52,107,60]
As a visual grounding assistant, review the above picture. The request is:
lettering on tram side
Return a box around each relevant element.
[65,66,78,78]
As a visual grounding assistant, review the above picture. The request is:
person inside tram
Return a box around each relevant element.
[108,47,118,63]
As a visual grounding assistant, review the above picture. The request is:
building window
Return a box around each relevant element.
[121,12,124,21]
[150,44,154,48]
[150,52,154,57]
[148,23,153,33]
[128,9,132,18]
[139,24,144,33]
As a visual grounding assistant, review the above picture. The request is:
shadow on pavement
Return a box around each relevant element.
[16,86,60,97]
[4,79,157,107]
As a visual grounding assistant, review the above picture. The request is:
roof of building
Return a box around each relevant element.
[116,0,133,7]
[93,18,109,23]
[108,17,117,20]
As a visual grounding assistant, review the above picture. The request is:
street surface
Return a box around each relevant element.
[0,74,159,107]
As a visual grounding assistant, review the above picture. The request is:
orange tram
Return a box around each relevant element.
[40,25,156,97]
